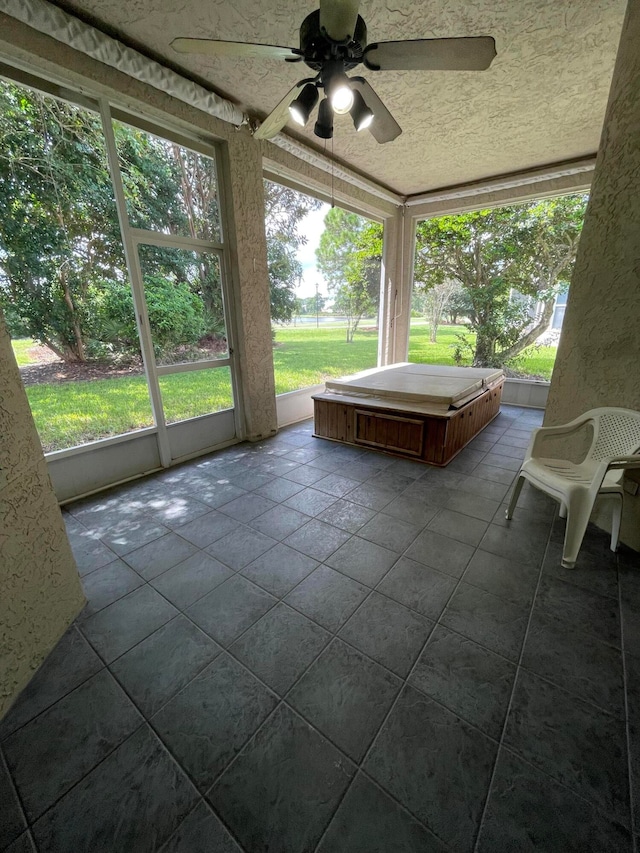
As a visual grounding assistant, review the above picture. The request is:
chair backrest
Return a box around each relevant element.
[587,408,640,460]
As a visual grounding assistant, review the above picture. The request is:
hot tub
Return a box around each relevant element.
[312,363,504,466]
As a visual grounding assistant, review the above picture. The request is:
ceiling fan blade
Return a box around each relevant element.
[171,38,301,62]
[254,84,305,140]
[351,78,401,144]
[363,36,496,71]
[319,0,360,42]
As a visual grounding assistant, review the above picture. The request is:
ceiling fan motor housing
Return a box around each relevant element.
[299,10,367,71]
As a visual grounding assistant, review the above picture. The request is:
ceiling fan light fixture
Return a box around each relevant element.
[325,68,354,115]
[330,81,354,114]
[288,83,319,127]
[314,98,334,139]
[350,90,374,131]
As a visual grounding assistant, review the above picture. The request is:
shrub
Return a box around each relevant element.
[93,275,204,358]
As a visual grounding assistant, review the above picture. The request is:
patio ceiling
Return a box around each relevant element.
[48,0,626,197]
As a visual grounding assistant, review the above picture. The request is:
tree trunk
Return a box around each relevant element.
[40,337,83,362]
[498,298,556,363]
[60,270,86,362]
[473,330,495,367]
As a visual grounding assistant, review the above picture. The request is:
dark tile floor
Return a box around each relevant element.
[2,405,640,852]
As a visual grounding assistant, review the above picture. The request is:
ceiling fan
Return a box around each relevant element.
[171,0,496,144]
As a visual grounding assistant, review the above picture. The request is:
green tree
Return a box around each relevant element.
[116,127,225,333]
[316,208,382,342]
[413,195,587,367]
[446,288,473,325]
[0,83,125,361]
[264,181,322,323]
[0,83,216,362]
[420,279,460,343]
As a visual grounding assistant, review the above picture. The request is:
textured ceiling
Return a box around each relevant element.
[49,0,626,196]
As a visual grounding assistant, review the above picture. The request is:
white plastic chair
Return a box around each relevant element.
[506,408,640,568]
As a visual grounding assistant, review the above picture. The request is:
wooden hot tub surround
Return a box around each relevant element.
[312,363,504,466]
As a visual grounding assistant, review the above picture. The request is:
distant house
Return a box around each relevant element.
[551,289,568,329]
[512,286,569,336]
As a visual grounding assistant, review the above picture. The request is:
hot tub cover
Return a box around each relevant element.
[324,363,504,407]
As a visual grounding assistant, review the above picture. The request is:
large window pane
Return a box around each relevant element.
[113,120,221,242]
[24,373,155,452]
[137,245,228,365]
[0,80,154,452]
[159,366,234,424]
[409,196,588,380]
[264,180,381,394]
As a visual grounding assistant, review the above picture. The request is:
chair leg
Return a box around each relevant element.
[561,494,594,569]
[505,475,526,520]
[611,494,623,553]
[559,502,567,519]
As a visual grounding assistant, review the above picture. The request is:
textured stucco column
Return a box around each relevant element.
[0,312,84,719]
[378,207,414,366]
[224,132,278,441]
[546,0,640,550]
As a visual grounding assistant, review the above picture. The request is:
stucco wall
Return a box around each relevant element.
[0,314,85,719]
[223,133,278,439]
[546,0,640,550]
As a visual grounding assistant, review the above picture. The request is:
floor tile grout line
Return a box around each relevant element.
[513,660,625,719]
[232,576,516,743]
[16,676,247,853]
[18,719,149,838]
[472,517,555,852]
[0,740,31,846]
[11,518,561,766]
[71,426,531,648]
[619,558,638,851]
[104,617,224,716]
[155,798,214,853]
[71,420,518,587]
[142,720,251,853]
[495,739,634,836]
[318,769,457,853]
[0,625,103,746]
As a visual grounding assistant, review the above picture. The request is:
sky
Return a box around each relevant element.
[295,201,331,299]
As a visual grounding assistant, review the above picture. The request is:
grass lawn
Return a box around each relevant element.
[272,325,379,392]
[10,338,39,366]
[23,369,234,453]
[13,324,557,452]
[274,323,557,386]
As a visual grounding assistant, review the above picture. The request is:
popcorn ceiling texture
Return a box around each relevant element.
[0,313,85,719]
[0,13,390,219]
[40,0,627,195]
[546,0,640,551]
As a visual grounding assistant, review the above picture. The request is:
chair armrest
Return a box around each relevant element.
[587,455,640,501]
[527,416,593,458]
[605,454,640,471]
